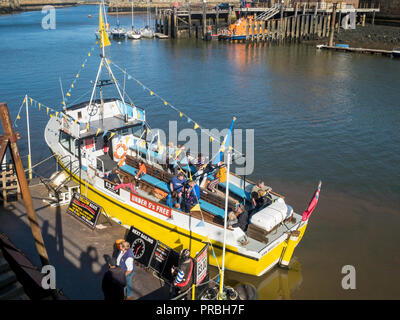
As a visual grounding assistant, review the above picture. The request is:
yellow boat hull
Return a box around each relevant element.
[60,161,307,276]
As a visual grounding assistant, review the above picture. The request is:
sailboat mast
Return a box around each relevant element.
[116,0,120,26]
[131,0,134,29]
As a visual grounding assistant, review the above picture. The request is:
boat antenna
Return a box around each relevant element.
[219,150,232,300]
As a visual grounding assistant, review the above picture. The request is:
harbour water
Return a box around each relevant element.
[0,5,399,299]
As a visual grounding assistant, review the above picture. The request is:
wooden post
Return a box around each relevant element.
[372,10,375,26]
[324,15,329,38]
[305,15,309,39]
[296,14,300,39]
[246,19,250,42]
[168,11,172,37]
[173,7,178,38]
[202,2,207,39]
[188,5,192,38]
[329,3,337,46]
[216,7,219,34]
[262,20,266,41]
[267,20,271,41]
[0,103,50,267]
[280,2,284,39]
[317,15,322,38]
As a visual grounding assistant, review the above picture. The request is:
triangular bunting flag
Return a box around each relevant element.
[195,220,205,228]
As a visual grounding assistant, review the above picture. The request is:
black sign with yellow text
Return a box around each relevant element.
[67,192,102,229]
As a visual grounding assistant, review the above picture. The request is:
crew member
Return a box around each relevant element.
[171,249,193,299]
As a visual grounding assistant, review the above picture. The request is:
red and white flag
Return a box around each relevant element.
[302,181,322,222]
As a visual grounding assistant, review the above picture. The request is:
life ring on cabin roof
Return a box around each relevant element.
[114,143,128,166]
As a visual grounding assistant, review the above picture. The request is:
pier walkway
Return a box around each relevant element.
[0,179,171,299]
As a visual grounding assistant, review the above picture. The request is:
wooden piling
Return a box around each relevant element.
[329,3,337,46]
[202,2,206,39]
[173,7,178,39]
[245,19,249,42]
[296,14,300,40]
[262,20,266,42]
[168,11,171,38]
[188,5,192,37]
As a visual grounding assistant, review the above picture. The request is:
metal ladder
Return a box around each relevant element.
[255,5,281,21]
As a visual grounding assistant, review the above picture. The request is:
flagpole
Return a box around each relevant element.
[219,151,231,300]
[25,94,32,181]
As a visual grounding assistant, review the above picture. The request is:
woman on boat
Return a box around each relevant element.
[207,161,227,193]
[182,180,200,213]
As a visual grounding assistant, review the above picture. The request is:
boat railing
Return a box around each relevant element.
[57,154,71,173]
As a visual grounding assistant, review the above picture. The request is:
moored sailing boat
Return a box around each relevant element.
[43,3,318,277]
[127,0,141,40]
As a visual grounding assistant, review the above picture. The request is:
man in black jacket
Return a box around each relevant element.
[102,257,126,300]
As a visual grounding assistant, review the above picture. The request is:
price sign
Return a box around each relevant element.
[67,192,102,229]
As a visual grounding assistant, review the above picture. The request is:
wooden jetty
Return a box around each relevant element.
[316,44,394,57]
[154,2,380,42]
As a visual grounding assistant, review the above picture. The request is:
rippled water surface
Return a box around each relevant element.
[0,5,399,299]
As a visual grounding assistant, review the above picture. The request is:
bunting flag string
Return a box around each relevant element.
[107,58,245,159]
[62,44,96,108]
[15,95,123,142]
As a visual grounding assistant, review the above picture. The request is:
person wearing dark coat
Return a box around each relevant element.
[102,257,126,301]
[232,204,249,233]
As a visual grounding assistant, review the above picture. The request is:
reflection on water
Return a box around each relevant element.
[209,260,303,300]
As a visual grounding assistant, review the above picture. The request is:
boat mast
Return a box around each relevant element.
[219,150,231,299]
[88,1,127,122]
[116,0,120,26]
[131,0,134,30]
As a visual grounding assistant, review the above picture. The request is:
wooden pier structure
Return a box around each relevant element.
[154,2,380,42]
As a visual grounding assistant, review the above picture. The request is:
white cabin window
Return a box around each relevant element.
[60,131,71,152]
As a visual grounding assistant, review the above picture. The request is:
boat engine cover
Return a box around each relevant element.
[250,198,293,232]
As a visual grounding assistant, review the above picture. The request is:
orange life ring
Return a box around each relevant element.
[114,143,128,166]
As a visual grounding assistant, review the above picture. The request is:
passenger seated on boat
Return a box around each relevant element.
[135,161,147,182]
[185,151,195,165]
[115,176,137,194]
[106,168,121,185]
[207,161,227,193]
[251,180,272,209]
[194,153,206,171]
[229,204,249,233]
[170,172,187,204]
[182,180,200,213]
[166,191,181,209]
[166,142,175,172]
[227,211,238,231]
